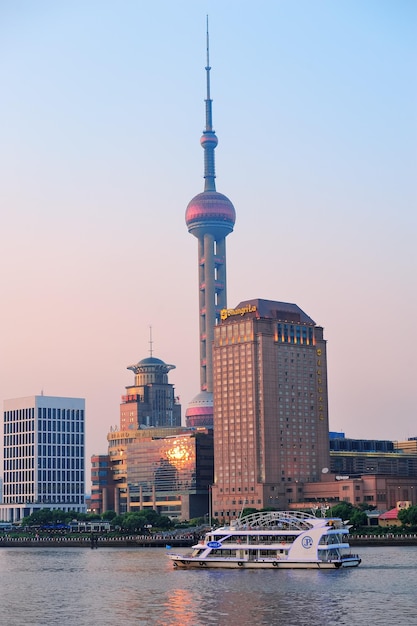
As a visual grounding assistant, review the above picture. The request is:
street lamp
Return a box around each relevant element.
[208,485,212,527]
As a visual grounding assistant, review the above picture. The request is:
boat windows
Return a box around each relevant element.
[209,549,234,557]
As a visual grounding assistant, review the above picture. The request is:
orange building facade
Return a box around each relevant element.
[211,299,330,521]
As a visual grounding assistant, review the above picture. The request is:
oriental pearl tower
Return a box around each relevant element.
[185,23,236,428]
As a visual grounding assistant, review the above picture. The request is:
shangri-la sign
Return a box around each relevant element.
[220,305,257,321]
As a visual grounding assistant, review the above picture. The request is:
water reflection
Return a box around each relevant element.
[156,589,198,626]
[0,547,416,625]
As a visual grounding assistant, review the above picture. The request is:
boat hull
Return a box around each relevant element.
[169,556,361,570]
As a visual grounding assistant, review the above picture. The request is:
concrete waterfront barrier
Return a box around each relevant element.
[0,535,196,548]
[1,533,416,548]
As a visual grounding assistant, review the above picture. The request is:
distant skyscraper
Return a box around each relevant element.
[120,353,181,430]
[90,453,115,515]
[185,23,236,428]
[104,347,181,514]
[211,299,331,520]
[0,395,85,522]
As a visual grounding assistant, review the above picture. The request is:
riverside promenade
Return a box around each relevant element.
[1,533,417,548]
[349,533,417,547]
[0,534,197,548]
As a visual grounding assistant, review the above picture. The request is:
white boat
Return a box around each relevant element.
[168,510,361,569]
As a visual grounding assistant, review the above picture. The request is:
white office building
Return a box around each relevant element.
[0,395,86,522]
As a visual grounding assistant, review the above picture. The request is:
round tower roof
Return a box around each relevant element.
[186,390,213,409]
[185,391,214,428]
[127,356,175,374]
[185,191,236,238]
[138,357,166,366]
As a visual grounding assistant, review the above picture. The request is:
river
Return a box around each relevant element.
[0,546,415,625]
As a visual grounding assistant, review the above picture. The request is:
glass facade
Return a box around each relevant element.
[126,432,213,519]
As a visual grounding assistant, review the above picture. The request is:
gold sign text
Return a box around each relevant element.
[220,305,257,321]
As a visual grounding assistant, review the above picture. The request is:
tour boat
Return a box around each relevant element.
[168,510,361,569]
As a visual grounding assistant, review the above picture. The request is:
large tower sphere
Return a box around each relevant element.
[185,191,236,239]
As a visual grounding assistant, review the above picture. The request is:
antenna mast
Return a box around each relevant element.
[202,15,217,192]
[149,326,153,357]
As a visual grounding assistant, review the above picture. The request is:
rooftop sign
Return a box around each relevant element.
[220,305,257,321]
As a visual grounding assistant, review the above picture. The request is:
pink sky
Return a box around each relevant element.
[0,1,416,469]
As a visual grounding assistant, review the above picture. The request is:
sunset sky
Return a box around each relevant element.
[1,1,416,468]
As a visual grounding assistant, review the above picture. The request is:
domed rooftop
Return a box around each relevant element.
[185,391,214,428]
[186,191,236,238]
[186,390,213,409]
[138,357,166,366]
[127,356,175,374]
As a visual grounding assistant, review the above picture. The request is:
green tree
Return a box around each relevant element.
[21,509,90,528]
[408,506,417,525]
[22,509,59,526]
[121,512,147,533]
[111,514,124,529]
[85,513,101,522]
[357,502,376,512]
[241,507,258,517]
[397,508,409,525]
[137,509,173,529]
[327,502,355,521]
[102,510,117,521]
[398,505,417,526]
[350,509,368,528]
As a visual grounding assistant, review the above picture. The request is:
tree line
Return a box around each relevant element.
[20,508,174,533]
[15,502,417,534]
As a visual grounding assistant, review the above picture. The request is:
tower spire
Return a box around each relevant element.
[205,15,212,128]
[149,325,153,357]
[202,15,218,192]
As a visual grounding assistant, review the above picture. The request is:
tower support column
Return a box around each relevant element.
[216,237,227,312]
[204,232,215,392]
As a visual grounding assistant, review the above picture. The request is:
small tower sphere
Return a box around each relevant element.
[200,133,218,149]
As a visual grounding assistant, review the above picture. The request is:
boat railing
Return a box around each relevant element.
[233,510,320,531]
[217,534,295,546]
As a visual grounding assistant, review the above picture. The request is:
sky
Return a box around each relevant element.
[0,0,416,470]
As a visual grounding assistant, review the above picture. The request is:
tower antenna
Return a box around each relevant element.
[203,15,217,192]
[149,325,153,357]
[205,15,211,116]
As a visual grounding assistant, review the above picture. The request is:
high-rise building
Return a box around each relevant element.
[211,299,331,520]
[185,24,236,428]
[0,395,86,522]
[120,355,181,430]
[100,350,186,515]
[90,453,115,515]
[126,430,214,520]
[107,426,188,514]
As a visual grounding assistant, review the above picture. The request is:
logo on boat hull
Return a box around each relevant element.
[301,536,314,549]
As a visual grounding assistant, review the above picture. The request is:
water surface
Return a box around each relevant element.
[0,546,415,625]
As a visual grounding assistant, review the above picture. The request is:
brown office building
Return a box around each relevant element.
[211,298,330,520]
